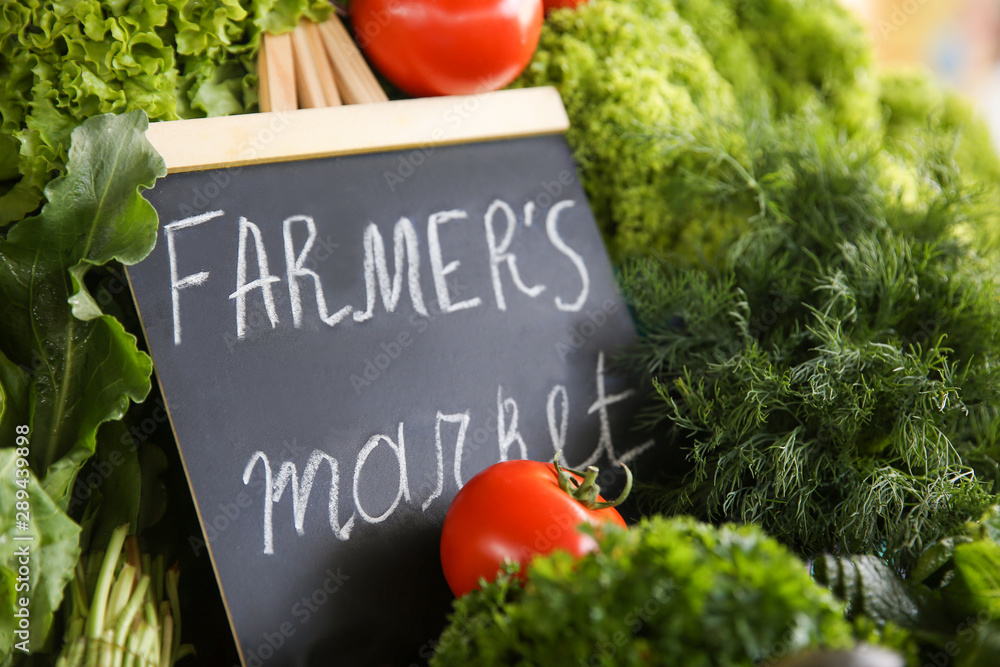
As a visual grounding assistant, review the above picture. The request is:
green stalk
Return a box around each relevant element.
[58,525,192,667]
[100,628,114,667]
[113,574,150,647]
[60,621,86,667]
[144,602,160,661]
[70,562,89,620]
[106,563,136,622]
[165,569,182,663]
[125,628,140,667]
[137,624,157,664]
[86,525,130,640]
[85,630,100,666]
[159,606,173,667]
[143,600,157,629]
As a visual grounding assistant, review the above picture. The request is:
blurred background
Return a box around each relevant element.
[841,0,1000,150]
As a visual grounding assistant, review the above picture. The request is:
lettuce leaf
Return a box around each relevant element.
[0,0,330,219]
[0,350,31,450]
[0,110,163,508]
[254,0,332,34]
[943,508,1000,621]
[0,109,165,657]
[951,542,1000,619]
[75,422,142,553]
[0,450,81,657]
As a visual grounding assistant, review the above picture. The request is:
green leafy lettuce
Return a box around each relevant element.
[0,0,330,222]
[0,451,81,657]
[515,0,746,265]
[0,110,165,659]
[813,507,1000,665]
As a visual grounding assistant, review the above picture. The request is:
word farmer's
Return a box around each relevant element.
[164,197,591,346]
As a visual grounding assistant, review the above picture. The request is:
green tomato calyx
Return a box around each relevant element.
[552,452,632,510]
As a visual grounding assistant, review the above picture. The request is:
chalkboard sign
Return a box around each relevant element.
[128,88,653,666]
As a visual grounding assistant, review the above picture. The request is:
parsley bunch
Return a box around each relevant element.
[432,517,856,666]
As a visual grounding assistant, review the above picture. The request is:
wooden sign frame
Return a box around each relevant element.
[134,86,580,666]
[145,87,570,173]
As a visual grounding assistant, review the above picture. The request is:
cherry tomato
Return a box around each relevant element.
[349,0,544,97]
[440,459,627,597]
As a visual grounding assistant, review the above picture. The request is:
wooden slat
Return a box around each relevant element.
[145,87,570,173]
[291,21,339,108]
[304,21,342,106]
[257,38,271,113]
[315,17,388,104]
[290,23,324,108]
[262,32,297,112]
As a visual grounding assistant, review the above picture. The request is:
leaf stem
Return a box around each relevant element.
[86,525,129,640]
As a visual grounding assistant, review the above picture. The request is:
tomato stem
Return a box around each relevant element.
[553,452,632,510]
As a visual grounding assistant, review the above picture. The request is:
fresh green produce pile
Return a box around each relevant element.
[55,525,189,667]
[0,3,325,665]
[432,516,860,666]
[516,0,1000,263]
[620,124,1000,570]
[0,111,164,662]
[475,0,1000,663]
[434,510,1000,666]
[0,0,331,223]
[3,0,1000,664]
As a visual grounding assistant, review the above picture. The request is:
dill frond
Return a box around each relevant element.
[621,117,1000,571]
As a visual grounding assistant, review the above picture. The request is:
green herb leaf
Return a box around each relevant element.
[0,350,31,450]
[0,0,331,215]
[943,537,1000,622]
[621,116,1000,571]
[0,449,81,657]
[0,110,163,507]
[433,517,856,666]
[812,554,949,633]
[76,422,142,553]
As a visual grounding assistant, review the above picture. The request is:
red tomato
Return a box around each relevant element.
[440,459,627,597]
[349,0,544,97]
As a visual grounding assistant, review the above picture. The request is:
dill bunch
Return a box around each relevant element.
[621,119,1000,570]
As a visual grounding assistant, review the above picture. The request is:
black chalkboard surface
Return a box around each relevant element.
[128,89,653,666]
